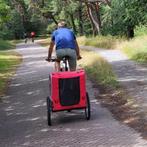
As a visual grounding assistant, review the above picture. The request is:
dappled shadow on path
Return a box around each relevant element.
[110,59,147,111]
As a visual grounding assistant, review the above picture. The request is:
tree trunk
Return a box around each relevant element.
[78,1,84,35]
[42,12,58,25]
[84,0,97,36]
[89,2,101,35]
[127,25,134,39]
[84,0,101,35]
[41,0,44,8]
[95,2,101,28]
[51,16,58,25]
[69,13,77,33]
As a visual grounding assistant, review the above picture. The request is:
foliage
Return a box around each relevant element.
[135,25,147,36]
[0,0,147,39]
[101,0,147,37]
[47,23,57,34]
[36,38,50,47]
[0,38,22,96]
[0,0,10,25]
[0,0,48,39]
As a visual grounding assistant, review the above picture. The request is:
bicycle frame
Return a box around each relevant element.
[49,57,69,72]
[60,57,68,71]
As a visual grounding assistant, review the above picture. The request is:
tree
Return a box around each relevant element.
[0,0,146,39]
[110,0,147,38]
[0,0,10,25]
[0,0,11,39]
[77,0,84,35]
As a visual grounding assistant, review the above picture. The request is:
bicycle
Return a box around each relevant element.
[46,56,91,126]
[46,56,69,71]
[25,38,28,43]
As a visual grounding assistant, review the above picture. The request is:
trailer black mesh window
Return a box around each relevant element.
[59,77,80,106]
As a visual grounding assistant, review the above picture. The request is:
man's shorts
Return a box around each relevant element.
[56,48,77,71]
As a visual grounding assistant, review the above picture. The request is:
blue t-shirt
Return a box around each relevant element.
[51,28,76,50]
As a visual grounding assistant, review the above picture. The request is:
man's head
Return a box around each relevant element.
[58,20,66,28]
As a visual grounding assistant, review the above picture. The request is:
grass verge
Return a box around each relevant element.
[0,51,22,96]
[0,39,22,96]
[78,35,147,64]
[117,35,147,63]
[77,36,124,49]
[0,39,16,51]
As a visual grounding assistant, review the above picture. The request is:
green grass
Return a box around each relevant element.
[0,51,21,96]
[0,39,16,51]
[135,25,147,37]
[0,39,22,96]
[78,50,119,88]
[118,36,147,63]
[77,36,124,49]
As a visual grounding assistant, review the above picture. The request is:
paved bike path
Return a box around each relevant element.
[0,43,147,147]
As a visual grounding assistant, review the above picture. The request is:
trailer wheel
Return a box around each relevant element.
[85,92,91,120]
[47,96,52,126]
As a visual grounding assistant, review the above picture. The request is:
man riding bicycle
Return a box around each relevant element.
[46,20,82,71]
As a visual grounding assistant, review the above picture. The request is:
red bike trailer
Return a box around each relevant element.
[46,69,91,126]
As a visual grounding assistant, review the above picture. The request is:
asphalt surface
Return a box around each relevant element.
[0,42,147,147]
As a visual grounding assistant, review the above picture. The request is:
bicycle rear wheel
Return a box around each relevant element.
[85,92,91,120]
[47,96,52,126]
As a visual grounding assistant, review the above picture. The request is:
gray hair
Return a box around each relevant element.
[58,21,66,28]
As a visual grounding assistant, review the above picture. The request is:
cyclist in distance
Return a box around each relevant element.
[46,20,82,71]
[24,32,28,43]
[30,31,35,42]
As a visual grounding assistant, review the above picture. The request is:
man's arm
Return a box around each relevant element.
[75,39,82,60]
[47,40,55,59]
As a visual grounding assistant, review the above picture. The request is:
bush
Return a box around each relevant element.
[0,29,15,40]
[46,23,57,34]
[118,35,147,63]
[0,39,15,51]
[135,25,147,36]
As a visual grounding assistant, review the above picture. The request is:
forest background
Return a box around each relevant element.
[0,0,146,40]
